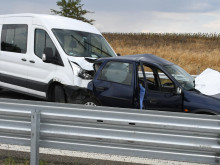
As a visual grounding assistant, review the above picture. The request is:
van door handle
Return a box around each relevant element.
[29,60,35,63]
[21,58,27,62]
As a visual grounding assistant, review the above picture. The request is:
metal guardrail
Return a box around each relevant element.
[0,98,219,165]
[142,72,197,79]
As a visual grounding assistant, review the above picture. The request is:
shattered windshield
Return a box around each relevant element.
[164,65,195,90]
[52,29,116,58]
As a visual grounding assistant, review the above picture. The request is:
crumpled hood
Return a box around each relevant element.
[67,56,95,71]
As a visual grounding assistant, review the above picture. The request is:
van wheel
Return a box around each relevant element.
[54,85,66,103]
[83,97,100,106]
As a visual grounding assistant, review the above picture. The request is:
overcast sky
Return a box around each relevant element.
[1,0,220,33]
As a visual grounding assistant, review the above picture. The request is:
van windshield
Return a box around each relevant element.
[52,29,116,58]
[164,65,195,90]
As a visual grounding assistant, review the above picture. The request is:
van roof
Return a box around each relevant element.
[0,13,101,35]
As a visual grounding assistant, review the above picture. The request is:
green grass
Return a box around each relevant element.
[3,157,47,165]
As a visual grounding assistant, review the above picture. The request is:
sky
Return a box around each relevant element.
[1,0,220,33]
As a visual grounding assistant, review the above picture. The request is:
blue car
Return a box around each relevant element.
[86,54,220,115]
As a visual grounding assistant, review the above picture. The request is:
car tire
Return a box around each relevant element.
[54,85,66,103]
[83,97,101,106]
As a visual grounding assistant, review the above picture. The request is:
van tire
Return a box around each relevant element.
[54,85,66,103]
[82,97,101,106]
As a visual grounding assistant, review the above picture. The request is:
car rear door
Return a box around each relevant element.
[92,61,135,108]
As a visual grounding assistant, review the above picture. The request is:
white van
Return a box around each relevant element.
[0,14,117,103]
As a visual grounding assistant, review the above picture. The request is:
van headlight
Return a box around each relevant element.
[70,62,93,80]
[78,70,93,79]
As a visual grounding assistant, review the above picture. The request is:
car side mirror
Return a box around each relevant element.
[42,47,54,63]
[117,53,121,56]
[176,87,182,95]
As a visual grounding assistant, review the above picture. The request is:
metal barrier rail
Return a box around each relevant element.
[0,98,219,165]
[141,72,197,79]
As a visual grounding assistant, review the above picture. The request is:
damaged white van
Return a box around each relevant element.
[0,14,116,103]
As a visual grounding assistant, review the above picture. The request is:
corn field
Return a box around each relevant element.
[103,33,220,74]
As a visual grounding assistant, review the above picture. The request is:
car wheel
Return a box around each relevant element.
[54,85,66,103]
[83,97,100,106]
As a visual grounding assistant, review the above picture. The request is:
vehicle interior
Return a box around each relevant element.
[138,64,175,93]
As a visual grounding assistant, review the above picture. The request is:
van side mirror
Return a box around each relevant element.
[117,53,121,56]
[176,87,182,95]
[42,47,54,63]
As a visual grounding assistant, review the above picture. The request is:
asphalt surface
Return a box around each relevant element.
[0,144,209,165]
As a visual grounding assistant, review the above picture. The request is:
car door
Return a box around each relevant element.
[93,61,135,108]
[139,63,183,112]
[0,23,29,92]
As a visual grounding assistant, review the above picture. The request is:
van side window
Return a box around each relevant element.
[99,61,133,85]
[34,29,57,58]
[1,24,28,53]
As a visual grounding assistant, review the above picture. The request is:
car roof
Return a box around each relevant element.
[99,54,174,65]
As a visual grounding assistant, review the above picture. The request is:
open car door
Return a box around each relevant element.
[139,63,183,112]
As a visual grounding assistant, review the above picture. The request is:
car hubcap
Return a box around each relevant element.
[85,102,97,106]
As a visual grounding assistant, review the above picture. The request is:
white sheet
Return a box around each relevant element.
[195,68,220,95]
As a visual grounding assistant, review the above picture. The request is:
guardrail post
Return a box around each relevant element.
[30,110,40,165]
[215,156,220,165]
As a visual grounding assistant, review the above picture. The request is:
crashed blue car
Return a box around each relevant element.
[86,54,220,115]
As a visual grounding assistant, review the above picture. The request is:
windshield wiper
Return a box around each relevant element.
[71,35,112,57]
[91,52,101,58]
[84,41,112,57]
[71,35,87,50]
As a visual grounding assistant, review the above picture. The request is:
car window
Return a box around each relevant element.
[157,69,175,92]
[139,64,175,92]
[90,36,109,56]
[1,24,28,53]
[34,29,57,58]
[139,65,158,91]
[99,61,133,85]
